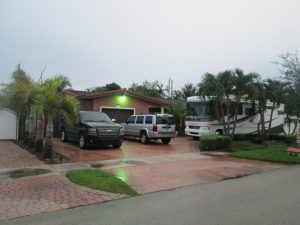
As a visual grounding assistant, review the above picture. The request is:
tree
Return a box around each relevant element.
[265,79,288,133]
[231,69,257,136]
[1,66,39,140]
[274,52,300,134]
[36,75,79,158]
[129,80,166,97]
[252,78,267,137]
[181,83,197,99]
[165,103,186,130]
[199,72,231,135]
[92,82,121,92]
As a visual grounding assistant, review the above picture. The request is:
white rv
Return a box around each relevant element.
[185,96,286,138]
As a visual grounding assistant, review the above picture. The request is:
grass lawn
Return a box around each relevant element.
[67,169,138,196]
[229,146,300,164]
[232,140,286,151]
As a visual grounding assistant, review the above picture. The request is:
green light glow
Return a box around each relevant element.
[116,95,128,106]
[116,170,128,183]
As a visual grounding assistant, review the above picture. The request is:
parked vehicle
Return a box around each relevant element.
[122,114,176,144]
[61,111,124,149]
[185,96,286,138]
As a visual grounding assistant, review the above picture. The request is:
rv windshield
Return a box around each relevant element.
[186,102,212,121]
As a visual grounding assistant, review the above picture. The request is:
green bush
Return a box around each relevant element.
[233,133,257,141]
[199,135,232,151]
[266,134,296,144]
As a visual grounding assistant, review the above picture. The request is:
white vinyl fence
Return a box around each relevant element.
[0,107,18,141]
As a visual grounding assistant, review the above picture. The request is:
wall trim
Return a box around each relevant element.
[100,106,136,115]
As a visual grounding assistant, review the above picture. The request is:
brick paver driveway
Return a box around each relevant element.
[53,137,285,194]
[0,141,44,170]
[0,142,124,221]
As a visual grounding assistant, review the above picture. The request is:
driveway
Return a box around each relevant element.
[53,137,285,194]
[53,137,199,162]
[0,141,124,221]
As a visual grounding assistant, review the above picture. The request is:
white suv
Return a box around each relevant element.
[122,114,177,144]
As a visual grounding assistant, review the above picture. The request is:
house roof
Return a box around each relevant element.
[78,89,169,106]
[63,89,89,97]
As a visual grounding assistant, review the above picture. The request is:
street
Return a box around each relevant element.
[2,165,300,225]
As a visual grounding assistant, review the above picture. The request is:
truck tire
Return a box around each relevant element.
[140,132,150,144]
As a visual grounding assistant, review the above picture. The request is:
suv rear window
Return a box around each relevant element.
[145,116,153,124]
[136,116,144,124]
[156,116,174,125]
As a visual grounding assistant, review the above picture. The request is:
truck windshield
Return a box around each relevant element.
[156,116,174,125]
[80,112,111,122]
[186,102,212,121]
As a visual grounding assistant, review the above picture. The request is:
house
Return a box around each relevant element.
[64,89,170,123]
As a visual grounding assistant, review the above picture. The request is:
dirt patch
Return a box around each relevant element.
[9,168,52,178]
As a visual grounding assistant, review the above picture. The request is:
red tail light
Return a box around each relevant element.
[152,124,157,132]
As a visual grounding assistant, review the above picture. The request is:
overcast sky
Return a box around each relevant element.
[1,0,299,90]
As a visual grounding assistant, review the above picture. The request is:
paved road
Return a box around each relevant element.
[3,165,300,225]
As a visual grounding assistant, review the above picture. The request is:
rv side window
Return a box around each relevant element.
[245,108,255,116]
[127,116,136,124]
[238,104,243,115]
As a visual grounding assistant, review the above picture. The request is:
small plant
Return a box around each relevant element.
[199,135,232,151]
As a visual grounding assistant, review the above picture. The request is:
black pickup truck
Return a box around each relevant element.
[61,111,124,149]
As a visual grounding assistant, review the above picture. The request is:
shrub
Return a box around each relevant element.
[266,134,296,144]
[199,135,232,151]
[233,133,257,141]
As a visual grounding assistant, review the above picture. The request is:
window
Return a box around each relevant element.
[136,116,144,124]
[127,116,136,124]
[145,116,153,124]
[156,115,174,125]
[238,104,243,115]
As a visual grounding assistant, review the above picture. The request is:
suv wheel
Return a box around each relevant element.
[79,133,87,149]
[140,132,150,144]
[161,138,171,144]
[61,129,68,142]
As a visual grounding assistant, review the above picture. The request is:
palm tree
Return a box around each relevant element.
[165,103,186,130]
[1,66,38,141]
[252,79,267,137]
[199,73,229,135]
[231,69,257,136]
[37,75,79,158]
[265,79,288,133]
[181,83,197,99]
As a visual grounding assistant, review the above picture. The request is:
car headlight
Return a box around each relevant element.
[119,126,125,135]
[201,126,210,130]
[88,128,98,135]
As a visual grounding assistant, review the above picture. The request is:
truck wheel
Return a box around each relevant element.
[79,133,87,149]
[161,138,171,144]
[192,137,199,140]
[61,129,68,142]
[140,132,150,144]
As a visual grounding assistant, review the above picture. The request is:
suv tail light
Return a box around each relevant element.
[152,124,157,132]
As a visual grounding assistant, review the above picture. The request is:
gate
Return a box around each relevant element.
[0,107,18,140]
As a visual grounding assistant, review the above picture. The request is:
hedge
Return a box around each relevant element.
[199,135,232,151]
[266,134,296,144]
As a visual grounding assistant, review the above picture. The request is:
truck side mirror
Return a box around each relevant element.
[112,119,116,122]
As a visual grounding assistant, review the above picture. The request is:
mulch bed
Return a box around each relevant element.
[15,141,73,164]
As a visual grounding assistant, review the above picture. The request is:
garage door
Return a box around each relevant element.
[0,107,18,140]
[101,108,134,123]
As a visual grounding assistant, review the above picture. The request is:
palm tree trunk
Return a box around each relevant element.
[219,102,227,135]
[291,116,299,135]
[226,103,230,136]
[232,103,239,137]
[43,114,53,159]
[267,102,275,134]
